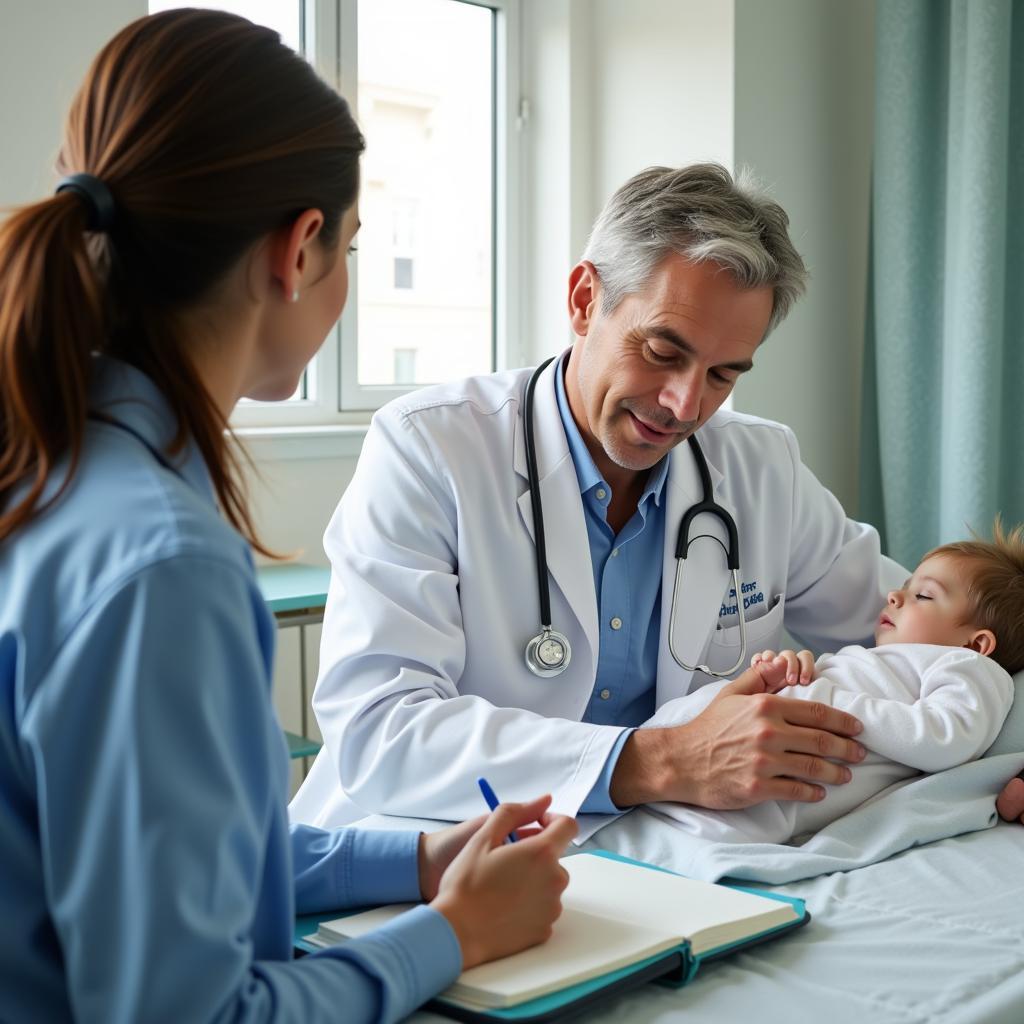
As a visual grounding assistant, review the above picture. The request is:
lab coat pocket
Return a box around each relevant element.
[703,592,786,672]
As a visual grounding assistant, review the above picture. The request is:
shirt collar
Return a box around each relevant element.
[553,351,669,508]
[88,354,217,504]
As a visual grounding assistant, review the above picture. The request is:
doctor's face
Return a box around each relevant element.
[564,253,773,477]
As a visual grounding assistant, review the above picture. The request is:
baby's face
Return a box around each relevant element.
[875,554,979,648]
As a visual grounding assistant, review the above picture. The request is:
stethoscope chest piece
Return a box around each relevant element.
[525,627,572,677]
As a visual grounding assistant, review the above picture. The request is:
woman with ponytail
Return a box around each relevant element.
[0,11,575,1022]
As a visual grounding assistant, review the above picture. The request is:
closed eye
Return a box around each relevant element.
[914,593,932,601]
[643,342,676,364]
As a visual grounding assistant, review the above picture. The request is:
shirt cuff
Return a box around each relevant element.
[578,729,634,814]
[316,904,463,1019]
[344,828,423,906]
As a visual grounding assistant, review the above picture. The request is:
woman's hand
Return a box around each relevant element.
[418,798,565,899]
[418,815,489,901]
[430,795,578,969]
[751,648,816,687]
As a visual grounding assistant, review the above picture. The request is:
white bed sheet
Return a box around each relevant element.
[351,814,1024,1023]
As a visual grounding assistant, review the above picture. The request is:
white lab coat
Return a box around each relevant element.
[291,361,906,829]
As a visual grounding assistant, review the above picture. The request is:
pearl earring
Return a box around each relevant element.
[290,289,300,303]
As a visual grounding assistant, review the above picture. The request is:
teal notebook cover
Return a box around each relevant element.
[586,851,808,988]
[295,850,808,1022]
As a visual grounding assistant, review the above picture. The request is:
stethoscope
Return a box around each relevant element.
[522,357,748,679]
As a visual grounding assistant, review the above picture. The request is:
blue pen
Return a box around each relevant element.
[477,777,518,842]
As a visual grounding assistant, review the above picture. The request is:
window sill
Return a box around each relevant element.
[232,423,369,462]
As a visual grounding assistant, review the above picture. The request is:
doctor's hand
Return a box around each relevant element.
[610,667,866,811]
[996,775,1024,825]
[430,796,577,970]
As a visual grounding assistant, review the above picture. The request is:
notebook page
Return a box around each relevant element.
[563,854,796,956]
[317,902,413,940]
[317,904,680,1009]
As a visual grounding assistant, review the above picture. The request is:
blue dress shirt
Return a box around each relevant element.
[554,357,669,814]
[0,357,461,1022]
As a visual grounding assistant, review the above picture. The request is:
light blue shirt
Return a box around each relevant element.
[555,357,669,814]
[0,357,461,1022]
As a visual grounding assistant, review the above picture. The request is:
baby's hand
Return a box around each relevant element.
[750,648,816,689]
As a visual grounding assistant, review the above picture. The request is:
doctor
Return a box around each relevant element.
[296,163,907,830]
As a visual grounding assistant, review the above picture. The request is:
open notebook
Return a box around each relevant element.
[306,851,808,1020]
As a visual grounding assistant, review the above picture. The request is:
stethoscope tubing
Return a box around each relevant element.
[522,358,748,679]
[523,357,556,630]
[668,437,746,677]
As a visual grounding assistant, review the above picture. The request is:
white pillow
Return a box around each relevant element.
[984,670,1024,757]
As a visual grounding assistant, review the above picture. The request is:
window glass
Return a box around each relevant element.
[356,0,494,387]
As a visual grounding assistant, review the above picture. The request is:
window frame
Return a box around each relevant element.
[231,0,522,430]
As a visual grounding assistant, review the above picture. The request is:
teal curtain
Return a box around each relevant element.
[861,0,1024,569]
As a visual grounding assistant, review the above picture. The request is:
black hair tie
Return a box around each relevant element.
[55,173,117,233]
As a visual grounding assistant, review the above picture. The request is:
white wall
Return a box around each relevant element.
[0,0,146,206]
[587,0,735,208]
[731,0,875,513]
[521,0,736,365]
[243,449,355,562]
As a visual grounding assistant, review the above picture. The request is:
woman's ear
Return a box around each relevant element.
[965,629,997,658]
[269,208,325,302]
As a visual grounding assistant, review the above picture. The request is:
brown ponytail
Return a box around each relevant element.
[0,194,105,540]
[0,9,364,550]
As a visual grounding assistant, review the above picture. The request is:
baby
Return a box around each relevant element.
[644,520,1024,845]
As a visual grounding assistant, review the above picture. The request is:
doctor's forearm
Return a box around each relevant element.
[608,728,683,807]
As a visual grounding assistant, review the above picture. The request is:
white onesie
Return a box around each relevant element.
[644,644,1015,845]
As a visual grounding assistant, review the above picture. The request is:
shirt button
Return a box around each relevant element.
[595,488,607,501]
[610,617,623,630]
[611,548,619,558]
[600,688,611,700]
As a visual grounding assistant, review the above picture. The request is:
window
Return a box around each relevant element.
[393,348,417,384]
[393,257,414,290]
[150,0,520,428]
[343,0,513,406]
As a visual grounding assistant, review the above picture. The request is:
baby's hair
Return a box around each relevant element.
[926,516,1024,674]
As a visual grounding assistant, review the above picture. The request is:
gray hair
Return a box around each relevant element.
[581,163,808,336]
